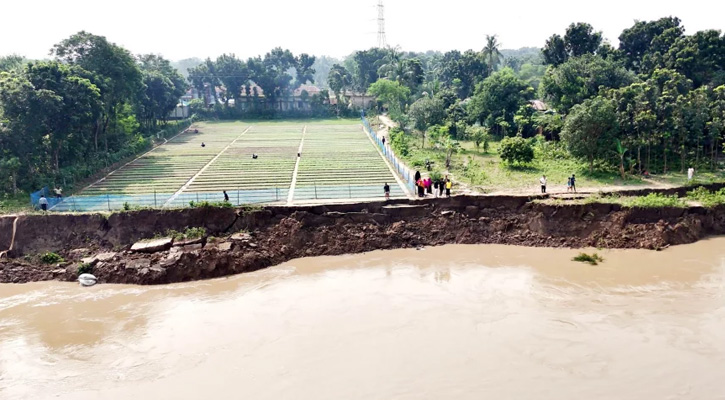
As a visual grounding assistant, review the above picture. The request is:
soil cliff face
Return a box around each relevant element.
[2,195,725,285]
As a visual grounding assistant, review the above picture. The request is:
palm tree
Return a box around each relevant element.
[377,46,402,80]
[482,35,503,71]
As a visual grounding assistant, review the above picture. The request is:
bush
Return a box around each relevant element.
[160,227,208,240]
[625,193,684,208]
[183,227,207,239]
[40,252,64,264]
[686,187,725,207]
[573,252,604,265]
[77,263,93,275]
[389,127,410,157]
[188,200,233,208]
[498,136,534,165]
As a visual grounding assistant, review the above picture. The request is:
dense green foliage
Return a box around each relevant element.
[498,136,534,164]
[0,32,188,196]
[469,69,534,133]
[686,187,725,207]
[376,17,725,180]
[560,97,619,172]
[40,252,64,264]
[542,23,603,66]
[540,55,636,113]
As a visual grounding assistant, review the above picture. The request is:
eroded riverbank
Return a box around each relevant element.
[1,241,724,399]
[2,194,725,284]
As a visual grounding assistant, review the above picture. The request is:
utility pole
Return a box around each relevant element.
[377,0,387,48]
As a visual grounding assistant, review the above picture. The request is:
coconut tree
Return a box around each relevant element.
[482,35,503,71]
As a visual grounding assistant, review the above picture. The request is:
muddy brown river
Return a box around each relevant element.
[1,240,725,400]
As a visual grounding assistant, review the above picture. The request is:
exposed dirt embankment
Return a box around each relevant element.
[2,194,725,284]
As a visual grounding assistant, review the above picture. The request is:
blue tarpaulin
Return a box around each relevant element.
[30,187,63,209]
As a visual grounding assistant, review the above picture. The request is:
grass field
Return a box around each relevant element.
[393,128,725,195]
[51,119,408,211]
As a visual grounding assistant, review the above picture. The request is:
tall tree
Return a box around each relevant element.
[648,68,692,173]
[187,60,218,106]
[51,31,142,152]
[368,79,410,120]
[24,62,102,170]
[564,23,603,57]
[482,35,503,71]
[408,96,446,132]
[327,64,352,111]
[618,17,685,73]
[707,85,725,168]
[540,54,637,113]
[351,48,390,92]
[542,34,568,66]
[214,54,249,106]
[561,96,619,173]
[294,53,316,86]
[665,30,725,88]
[0,55,26,73]
[468,68,534,134]
[138,54,187,128]
[542,23,603,66]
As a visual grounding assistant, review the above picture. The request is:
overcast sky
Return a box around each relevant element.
[1,0,723,61]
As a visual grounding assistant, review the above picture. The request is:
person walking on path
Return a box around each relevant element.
[38,195,49,212]
[445,177,452,198]
[414,170,421,182]
[433,180,439,198]
[223,190,230,202]
[384,183,390,200]
[382,137,386,147]
[570,174,577,193]
[539,175,547,194]
[566,176,572,192]
[438,179,445,197]
[426,177,432,195]
[687,167,695,182]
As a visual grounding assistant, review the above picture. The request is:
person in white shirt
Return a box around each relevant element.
[38,195,49,211]
[540,175,547,194]
[687,167,694,181]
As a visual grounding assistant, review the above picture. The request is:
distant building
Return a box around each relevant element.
[234,84,374,111]
[330,90,377,109]
[176,83,375,115]
[169,103,190,119]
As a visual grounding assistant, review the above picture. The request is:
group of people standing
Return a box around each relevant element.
[414,171,451,198]
[538,174,576,194]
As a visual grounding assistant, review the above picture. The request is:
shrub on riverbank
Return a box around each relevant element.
[573,252,603,265]
[585,193,686,208]
[686,187,725,207]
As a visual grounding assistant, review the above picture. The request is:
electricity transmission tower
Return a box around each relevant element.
[377,0,387,48]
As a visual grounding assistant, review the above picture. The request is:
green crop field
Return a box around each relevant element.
[52,120,409,211]
[295,124,407,200]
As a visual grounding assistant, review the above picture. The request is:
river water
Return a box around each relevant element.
[1,240,725,400]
